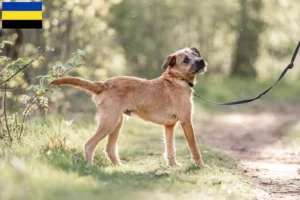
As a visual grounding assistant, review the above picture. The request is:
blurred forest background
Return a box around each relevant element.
[0,0,300,113]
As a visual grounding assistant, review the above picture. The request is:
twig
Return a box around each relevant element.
[60,67,72,76]
[0,119,4,139]
[13,79,27,113]
[0,91,4,116]
[0,92,5,138]
[0,50,44,86]
[3,84,13,142]
[0,78,28,90]
[0,86,23,91]
[18,92,45,140]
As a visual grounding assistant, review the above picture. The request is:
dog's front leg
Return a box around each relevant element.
[164,124,180,166]
[180,122,204,166]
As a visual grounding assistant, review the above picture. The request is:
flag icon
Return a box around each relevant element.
[2,2,43,29]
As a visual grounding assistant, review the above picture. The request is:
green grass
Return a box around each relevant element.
[0,116,252,200]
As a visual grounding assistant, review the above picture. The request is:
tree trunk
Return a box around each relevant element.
[231,0,264,77]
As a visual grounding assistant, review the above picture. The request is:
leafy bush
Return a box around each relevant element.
[0,40,85,142]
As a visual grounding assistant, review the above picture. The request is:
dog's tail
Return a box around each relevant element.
[50,77,105,94]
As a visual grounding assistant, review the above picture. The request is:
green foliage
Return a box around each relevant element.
[107,0,300,79]
[76,49,86,57]
[1,0,300,81]
[0,41,13,64]
[0,40,13,49]
[0,56,11,63]
[7,58,32,70]
[45,46,55,52]
[0,40,86,142]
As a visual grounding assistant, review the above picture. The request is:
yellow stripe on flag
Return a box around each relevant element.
[2,11,42,20]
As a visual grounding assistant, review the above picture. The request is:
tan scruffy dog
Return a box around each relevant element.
[51,47,208,167]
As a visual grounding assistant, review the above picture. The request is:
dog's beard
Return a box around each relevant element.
[199,66,207,74]
[190,66,206,75]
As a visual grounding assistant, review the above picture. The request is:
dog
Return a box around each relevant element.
[51,47,207,166]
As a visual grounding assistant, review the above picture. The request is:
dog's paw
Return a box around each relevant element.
[119,163,130,168]
[193,159,203,166]
[193,162,211,169]
[166,158,182,167]
[201,164,211,169]
[193,159,211,168]
[168,162,182,167]
[113,161,127,167]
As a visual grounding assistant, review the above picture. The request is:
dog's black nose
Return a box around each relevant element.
[196,59,205,67]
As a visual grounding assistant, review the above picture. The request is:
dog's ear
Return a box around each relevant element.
[162,55,176,70]
[190,47,201,57]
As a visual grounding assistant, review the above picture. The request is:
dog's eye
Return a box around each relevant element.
[183,58,190,64]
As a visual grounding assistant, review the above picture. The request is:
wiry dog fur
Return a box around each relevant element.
[51,47,208,166]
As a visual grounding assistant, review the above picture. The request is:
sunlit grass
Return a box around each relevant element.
[0,116,252,200]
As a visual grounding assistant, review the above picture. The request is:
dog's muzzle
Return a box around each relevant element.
[190,59,207,74]
[196,59,206,68]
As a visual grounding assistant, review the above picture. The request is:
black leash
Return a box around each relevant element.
[192,41,300,105]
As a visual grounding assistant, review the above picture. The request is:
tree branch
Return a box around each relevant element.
[0,119,4,139]
[0,79,27,91]
[3,84,13,142]
[0,95,4,139]
[0,50,44,86]
[0,90,4,117]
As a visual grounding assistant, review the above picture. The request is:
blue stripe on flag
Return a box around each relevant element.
[2,2,42,11]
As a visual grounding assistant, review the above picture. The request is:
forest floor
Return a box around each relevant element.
[198,104,300,199]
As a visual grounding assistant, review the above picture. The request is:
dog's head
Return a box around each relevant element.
[162,47,207,83]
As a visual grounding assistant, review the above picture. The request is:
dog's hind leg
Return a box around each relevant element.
[84,109,121,165]
[105,115,124,165]
[164,123,180,166]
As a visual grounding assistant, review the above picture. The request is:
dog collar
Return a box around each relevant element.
[181,78,194,88]
[188,82,194,87]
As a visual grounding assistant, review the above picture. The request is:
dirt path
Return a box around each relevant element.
[198,110,300,199]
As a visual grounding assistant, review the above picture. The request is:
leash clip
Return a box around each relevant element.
[287,63,294,69]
